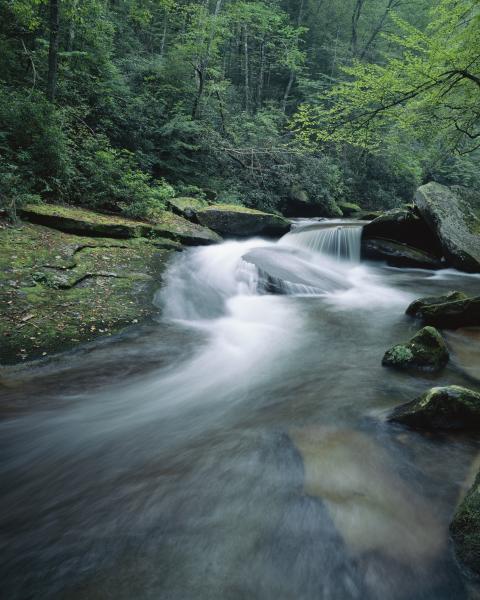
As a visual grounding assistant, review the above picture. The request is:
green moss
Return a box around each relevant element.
[0,222,173,364]
[382,326,448,371]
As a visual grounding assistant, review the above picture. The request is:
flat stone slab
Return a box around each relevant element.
[20,204,221,246]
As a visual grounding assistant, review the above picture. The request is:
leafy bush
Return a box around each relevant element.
[69,134,175,219]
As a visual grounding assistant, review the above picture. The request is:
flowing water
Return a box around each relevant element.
[2,219,480,600]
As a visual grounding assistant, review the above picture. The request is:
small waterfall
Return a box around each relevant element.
[280,222,363,262]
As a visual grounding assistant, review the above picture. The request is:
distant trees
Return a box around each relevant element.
[1,0,478,220]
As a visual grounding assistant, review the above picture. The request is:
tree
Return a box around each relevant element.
[293,0,480,154]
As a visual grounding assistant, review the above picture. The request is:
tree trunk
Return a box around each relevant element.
[160,12,168,57]
[67,0,78,52]
[244,25,250,113]
[350,0,365,56]
[360,0,397,60]
[191,0,223,119]
[282,0,304,114]
[257,39,265,109]
[47,0,60,101]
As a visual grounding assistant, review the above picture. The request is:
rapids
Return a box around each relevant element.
[1,219,480,600]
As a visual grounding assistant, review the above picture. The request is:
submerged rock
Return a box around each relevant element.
[382,326,449,372]
[20,203,221,246]
[362,238,443,269]
[196,204,290,237]
[451,470,480,576]
[415,182,480,272]
[406,292,480,329]
[362,207,442,255]
[389,385,480,430]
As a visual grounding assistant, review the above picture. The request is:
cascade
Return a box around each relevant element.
[279,221,363,262]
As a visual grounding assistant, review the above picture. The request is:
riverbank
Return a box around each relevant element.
[0,220,179,364]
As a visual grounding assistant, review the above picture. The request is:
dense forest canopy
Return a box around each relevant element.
[1,0,479,220]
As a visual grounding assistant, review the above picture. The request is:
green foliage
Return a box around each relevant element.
[0,0,475,218]
[69,134,175,219]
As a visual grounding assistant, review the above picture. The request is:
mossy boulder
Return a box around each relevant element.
[406,292,480,329]
[451,470,480,576]
[382,326,449,372]
[388,385,480,430]
[20,203,221,246]
[166,196,208,220]
[195,204,290,237]
[415,182,480,272]
[362,207,442,255]
[361,238,443,269]
[338,202,362,217]
[0,222,176,364]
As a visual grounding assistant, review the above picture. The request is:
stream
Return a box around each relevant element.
[2,219,480,599]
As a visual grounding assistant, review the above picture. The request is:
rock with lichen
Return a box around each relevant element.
[382,326,449,372]
[388,385,480,430]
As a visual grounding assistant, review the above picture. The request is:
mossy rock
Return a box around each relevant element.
[388,385,480,430]
[362,207,442,255]
[382,326,449,372]
[167,196,208,220]
[0,222,176,364]
[415,182,480,272]
[362,238,443,270]
[338,202,362,217]
[406,291,480,329]
[451,470,480,576]
[195,204,290,237]
[20,203,221,246]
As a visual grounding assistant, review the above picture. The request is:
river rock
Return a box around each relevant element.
[196,204,290,237]
[166,196,208,221]
[451,470,480,576]
[362,207,442,255]
[388,385,480,430]
[414,182,480,272]
[362,238,443,269]
[20,203,221,246]
[338,202,362,216]
[406,292,480,329]
[382,326,449,371]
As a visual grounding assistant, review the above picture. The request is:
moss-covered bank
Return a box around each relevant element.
[0,221,177,364]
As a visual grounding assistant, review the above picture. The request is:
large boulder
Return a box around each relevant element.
[362,238,443,269]
[166,196,208,221]
[388,385,480,430]
[20,204,221,246]
[451,470,480,576]
[283,187,343,218]
[382,326,449,372]
[196,204,290,237]
[362,207,442,255]
[338,202,361,217]
[415,182,480,272]
[406,292,480,329]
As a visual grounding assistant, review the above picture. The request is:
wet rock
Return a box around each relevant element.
[362,207,442,255]
[242,246,347,295]
[451,470,480,576]
[406,292,480,329]
[362,238,443,269]
[415,182,480,272]
[196,204,290,237]
[20,203,221,246]
[382,326,449,372]
[389,385,480,430]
